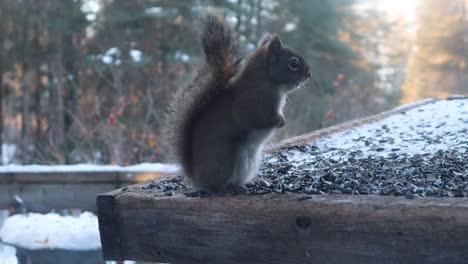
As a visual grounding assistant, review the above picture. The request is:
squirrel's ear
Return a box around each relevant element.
[267,35,282,64]
[258,33,273,47]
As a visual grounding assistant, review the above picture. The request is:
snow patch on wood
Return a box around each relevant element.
[0,163,180,174]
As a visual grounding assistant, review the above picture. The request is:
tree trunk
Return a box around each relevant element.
[0,53,3,165]
[48,32,66,163]
[33,68,43,146]
[254,0,263,41]
[46,0,68,163]
[21,69,31,163]
[0,55,3,165]
[50,59,66,163]
[0,6,4,164]
[236,0,243,32]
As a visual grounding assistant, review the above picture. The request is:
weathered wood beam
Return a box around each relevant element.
[97,181,468,264]
[0,171,168,184]
[0,171,174,211]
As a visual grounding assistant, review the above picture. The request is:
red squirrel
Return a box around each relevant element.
[165,12,310,193]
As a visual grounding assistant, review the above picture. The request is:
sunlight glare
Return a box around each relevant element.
[378,0,420,23]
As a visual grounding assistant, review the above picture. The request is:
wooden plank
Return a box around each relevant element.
[0,171,166,184]
[0,172,176,212]
[13,247,102,264]
[97,188,123,260]
[0,172,119,184]
[97,183,468,264]
[0,183,123,212]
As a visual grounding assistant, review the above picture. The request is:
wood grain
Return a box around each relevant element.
[97,188,123,260]
[98,185,468,264]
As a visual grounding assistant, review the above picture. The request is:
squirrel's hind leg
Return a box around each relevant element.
[229,141,262,188]
[190,141,238,193]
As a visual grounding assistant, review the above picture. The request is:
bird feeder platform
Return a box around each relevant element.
[97,97,468,264]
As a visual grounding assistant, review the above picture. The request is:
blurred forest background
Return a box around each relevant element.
[0,0,466,165]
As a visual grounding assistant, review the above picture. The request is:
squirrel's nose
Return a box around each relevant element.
[305,71,311,79]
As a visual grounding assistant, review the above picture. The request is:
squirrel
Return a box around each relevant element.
[165,11,310,193]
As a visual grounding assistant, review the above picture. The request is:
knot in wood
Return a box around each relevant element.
[296,215,311,230]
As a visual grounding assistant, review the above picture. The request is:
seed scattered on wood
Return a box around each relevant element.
[137,100,467,198]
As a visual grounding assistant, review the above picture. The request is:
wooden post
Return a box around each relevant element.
[97,180,468,264]
[97,189,123,260]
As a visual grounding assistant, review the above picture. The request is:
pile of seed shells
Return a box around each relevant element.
[253,146,467,198]
[147,99,468,198]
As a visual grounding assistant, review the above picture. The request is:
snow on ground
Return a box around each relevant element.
[129,49,143,62]
[0,210,9,229]
[0,245,17,264]
[0,162,180,174]
[1,144,16,165]
[280,99,468,164]
[100,47,144,65]
[144,6,162,16]
[0,212,100,250]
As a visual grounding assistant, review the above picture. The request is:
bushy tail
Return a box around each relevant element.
[200,12,239,80]
[164,11,241,177]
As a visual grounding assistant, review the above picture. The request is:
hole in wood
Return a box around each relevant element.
[296,215,311,230]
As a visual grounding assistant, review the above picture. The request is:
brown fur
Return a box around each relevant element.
[164,12,310,192]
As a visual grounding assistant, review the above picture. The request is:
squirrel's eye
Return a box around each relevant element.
[288,57,300,71]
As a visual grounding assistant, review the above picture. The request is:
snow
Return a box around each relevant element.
[0,212,100,250]
[174,51,190,62]
[1,144,16,164]
[0,211,8,228]
[100,47,144,64]
[246,43,256,53]
[101,55,113,64]
[12,196,23,206]
[281,99,468,164]
[284,22,297,32]
[0,162,180,174]
[0,245,17,264]
[129,49,143,63]
[144,6,162,16]
[101,47,120,65]
[105,47,120,57]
